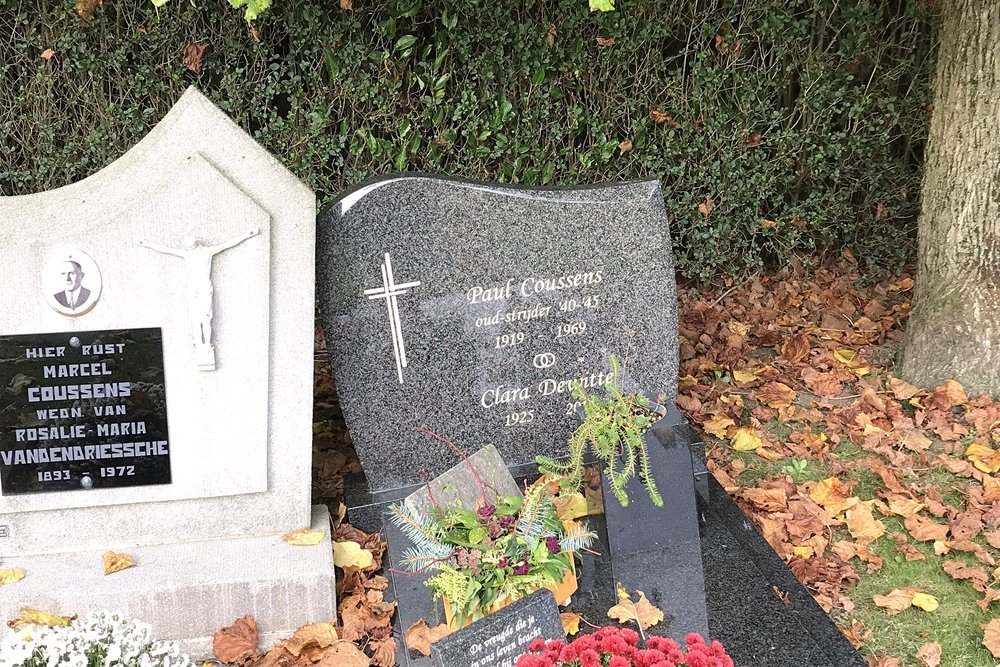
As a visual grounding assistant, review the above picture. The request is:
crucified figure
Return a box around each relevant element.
[138,228,260,370]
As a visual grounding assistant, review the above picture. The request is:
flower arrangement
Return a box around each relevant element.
[391,479,596,628]
[516,627,734,667]
[0,610,194,667]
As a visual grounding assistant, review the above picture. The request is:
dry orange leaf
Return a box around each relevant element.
[314,641,371,667]
[983,618,1000,658]
[916,641,941,667]
[845,503,885,544]
[76,0,102,20]
[752,381,797,409]
[966,443,1000,473]
[596,36,616,47]
[873,587,935,614]
[888,376,920,400]
[404,618,452,656]
[546,24,557,48]
[696,196,714,216]
[560,611,582,636]
[873,588,916,613]
[886,497,926,518]
[618,139,633,154]
[730,426,762,451]
[213,616,262,666]
[608,583,664,631]
[780,334,810,363]
[739,487,787,512]
[809,477,857,517]
[183,41,208,75]
[102,551,136,575]
[0,568,26,585]
[339,0,352,9]
[901,430,932,452]
[650,110,677,125]
[284,528,326,546]
[702,413,735,439]
[926,380,967,410]
[904,514,949,542]
[40,48,55,60]
[283,623,339,657]
[7,608,74,630]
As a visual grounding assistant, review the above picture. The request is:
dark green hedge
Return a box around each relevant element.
[0,0,936,281]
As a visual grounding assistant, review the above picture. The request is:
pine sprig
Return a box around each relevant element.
[388,504,453,570]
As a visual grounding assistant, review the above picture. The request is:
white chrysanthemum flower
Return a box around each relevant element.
[2,611,193,667]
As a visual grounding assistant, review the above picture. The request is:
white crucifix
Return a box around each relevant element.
[363,253,421,384]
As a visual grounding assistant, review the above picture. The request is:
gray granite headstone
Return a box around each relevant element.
[430,590,564,667]
[318,176,678,494]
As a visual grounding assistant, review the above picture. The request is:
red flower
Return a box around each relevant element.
[608,657,631,667]
[526,638,547,653]
[477,504,496,520]
[685,632,706,647]
[579,648,601,667]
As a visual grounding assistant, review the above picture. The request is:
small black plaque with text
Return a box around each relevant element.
[430,590,564,667]
[0,328,171,495]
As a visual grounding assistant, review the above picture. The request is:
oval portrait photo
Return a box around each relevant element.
[42,249,102,317]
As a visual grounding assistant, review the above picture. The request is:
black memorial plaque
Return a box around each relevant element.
[430,590,565,667]
[0,328,171,495]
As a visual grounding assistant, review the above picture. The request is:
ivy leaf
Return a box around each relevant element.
[589,0,616,11]
[607,583,663,631]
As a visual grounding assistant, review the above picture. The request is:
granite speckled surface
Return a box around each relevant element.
[318,175,679,494]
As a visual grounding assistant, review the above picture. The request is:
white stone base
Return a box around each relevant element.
[0,505,336,658]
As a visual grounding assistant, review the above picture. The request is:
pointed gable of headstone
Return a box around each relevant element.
[0,88,332,655]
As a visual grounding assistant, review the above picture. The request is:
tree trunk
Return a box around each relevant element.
[901,2,1000,397]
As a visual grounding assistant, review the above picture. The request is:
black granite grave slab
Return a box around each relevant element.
[430,590,564,667]
[346,469,866,667]
[601,416,708,642]
[318,176,680,494]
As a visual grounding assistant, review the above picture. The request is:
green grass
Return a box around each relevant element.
[844,519,997,666]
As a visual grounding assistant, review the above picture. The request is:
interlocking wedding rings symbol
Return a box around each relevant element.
[533,352,556,369]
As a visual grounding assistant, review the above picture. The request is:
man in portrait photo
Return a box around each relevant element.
[53,260,91,311]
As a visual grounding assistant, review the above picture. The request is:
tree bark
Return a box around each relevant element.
[901,1,1000,396]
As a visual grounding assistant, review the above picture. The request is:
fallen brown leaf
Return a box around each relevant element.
[183,42,208,75]
[983,618,1000,658]
[8,608,74,630]
[916,642,941,667]
[102,551,136,575]
[608,583,663,630]
[76,0,102,20]
[560,611,582,635]
[213,615,263,666]
[404,618,451,656]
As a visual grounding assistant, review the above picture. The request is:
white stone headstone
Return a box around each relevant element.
[0,87,334,654]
